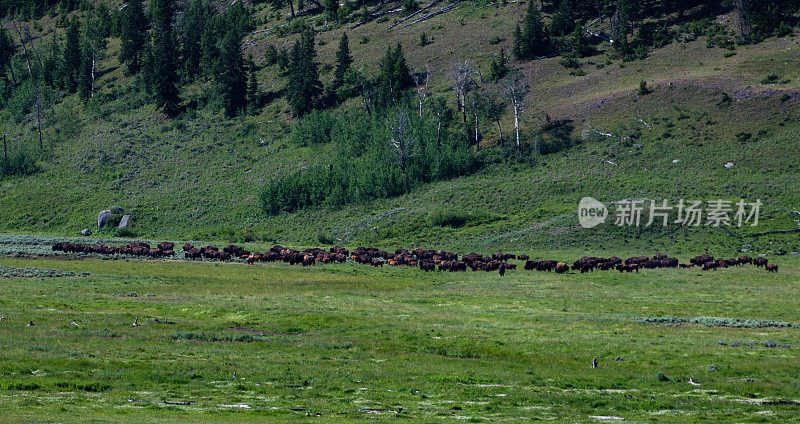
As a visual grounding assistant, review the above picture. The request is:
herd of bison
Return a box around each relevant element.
[50,241,779,274]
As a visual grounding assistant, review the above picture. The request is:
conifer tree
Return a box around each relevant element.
[62,19,81,92]
[513,2,551,60]
[182,0,207,78]
[286,29,322,116]
[120,0,147,73]
[332,32,352,90]
[214,29,247,117]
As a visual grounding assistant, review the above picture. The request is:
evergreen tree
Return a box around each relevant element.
[150,0,175,31]
[377,43,413,106]
[120,0,147,73]
[78,36,93,101]
[62,18,81,92]
[42,33,60,87]
[286,29,322,116]
[551,0,577,37]
[511,24,523,60]
[332,32,352,90]
[513,1,551,60]
[214,29,247,117]
[324,0,339,21]
[612,0,634,56]
[200,20,218,79]
[264,44,278,66]
[0,29,16,83]
[268,0,296,19]
[150,29,181,114]
[489,48,509,82]
[182,0,207,78]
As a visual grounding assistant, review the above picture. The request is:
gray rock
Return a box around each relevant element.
[98,210,112,229]
[118,215,130,228]
[80,228,92,236]
[790,252,800,256]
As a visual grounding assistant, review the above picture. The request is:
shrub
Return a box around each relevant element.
[1,380,40,390]
[488,36,504,45]
[428,210,500,228]
[655,372,670,382]
[0,142,38,177]
[638,80,651,95]
[317,232,334,245]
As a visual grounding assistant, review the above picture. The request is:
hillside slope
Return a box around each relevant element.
[1,1,799,254]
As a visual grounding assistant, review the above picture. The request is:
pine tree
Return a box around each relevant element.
[551,0,577,37]
[332,32,352,90]
[324,0,339,22]
[62,19,81,92]
[286,29,322,116]
[214,29,247,117]
[200,20,218,79]
[511,24,523,60]
[513,1,551,60]
[182,0,207,78]
[150,0,175,31]
[78,36,93,101]
[377,43,413,106]
[120,0,147,73]
[489,48,509,82]
[0,29,16,83]
[269,0,296,19]
[151,29,180,115]
[42,33,60,87]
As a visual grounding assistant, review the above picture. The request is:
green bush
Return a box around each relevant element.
[0,141,38,177]
[428,210,500,228]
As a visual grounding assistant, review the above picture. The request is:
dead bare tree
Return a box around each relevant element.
[13,19,43,150]
[502,71,529,155]
[450,60,473,123]
[388,109,416,174]
[412,64,430,117]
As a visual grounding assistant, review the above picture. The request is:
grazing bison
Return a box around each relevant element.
[766,264,778,273]
[555,262,568,274]
[754,257,768,267]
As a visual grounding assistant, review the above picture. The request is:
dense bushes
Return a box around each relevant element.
[0,141,38,177]
[260,106,481,215]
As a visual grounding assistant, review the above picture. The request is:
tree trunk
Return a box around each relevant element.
[496,119,503,142]
[8,64,16,84]
[436,117,441,147]
[289,0,296,18]
[35,88,43,150]
[3,134,7,169]
[513,101,520,154]
[91,49,96,97]
[474,113,479,151]
[15,22,43,151]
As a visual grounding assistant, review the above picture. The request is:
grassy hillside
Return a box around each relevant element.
[0,1,799,254]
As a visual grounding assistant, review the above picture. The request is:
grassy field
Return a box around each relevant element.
[1,249,799,423]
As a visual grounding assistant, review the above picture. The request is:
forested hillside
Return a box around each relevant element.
[1,0,799,252]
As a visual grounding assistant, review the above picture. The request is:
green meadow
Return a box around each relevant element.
[0,251,798,423]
